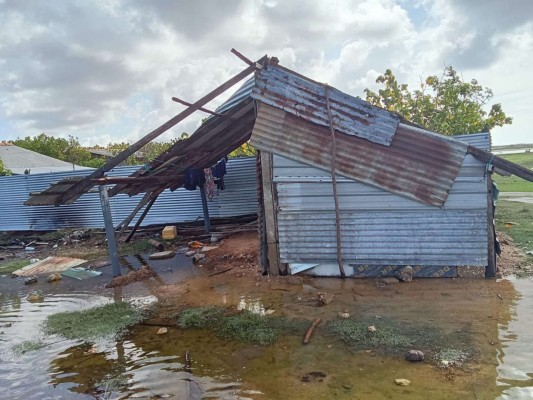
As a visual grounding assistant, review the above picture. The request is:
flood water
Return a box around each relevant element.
[1,254,533,399]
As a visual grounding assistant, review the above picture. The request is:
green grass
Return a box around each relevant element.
[45,302,145,342]
[495,200,533,251]
[12,340,47,354]
[493,153,533,192]
[0,259,31,274]
[177,306,307,346]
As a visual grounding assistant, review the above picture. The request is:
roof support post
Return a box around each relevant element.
[324,86,346,279]
[99,185,121,277]
[486,173,497,277]
[199,184,211,233]
[125,191,161,243]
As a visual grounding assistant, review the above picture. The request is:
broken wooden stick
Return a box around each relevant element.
[303,318,321,345]
[208,267,233,277]
[185,350,192,372]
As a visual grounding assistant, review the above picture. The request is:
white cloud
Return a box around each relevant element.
[0,0,531,146]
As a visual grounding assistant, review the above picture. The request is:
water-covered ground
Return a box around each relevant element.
[1,254,533,399]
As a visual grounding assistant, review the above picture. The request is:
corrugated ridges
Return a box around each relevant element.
[0,157,257,231]
[251,102,467,207]
[252,63,400,146]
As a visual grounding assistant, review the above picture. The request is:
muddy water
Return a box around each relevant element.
[1,262,533,399]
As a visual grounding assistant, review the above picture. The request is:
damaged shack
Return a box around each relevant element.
[26,52,533,279]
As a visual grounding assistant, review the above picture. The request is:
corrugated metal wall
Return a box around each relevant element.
[0,157,257,231]
[273,134,489,276]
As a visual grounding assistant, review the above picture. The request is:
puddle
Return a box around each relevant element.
[1,270,533,398]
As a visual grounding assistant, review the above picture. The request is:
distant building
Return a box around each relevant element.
[0,142,92,174]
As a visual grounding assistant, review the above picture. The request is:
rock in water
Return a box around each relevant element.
[47,273,62,282]
[24,276,38,285]
[395,266,413,282]
[317,292,334,306]
[157,327,168,335]
[395,378,411,386]
[405,349,425,362]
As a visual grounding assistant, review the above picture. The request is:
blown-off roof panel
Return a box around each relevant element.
[252,63,400,146]
[250,102,467,207]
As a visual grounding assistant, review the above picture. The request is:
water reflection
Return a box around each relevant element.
[2,274,533,399]
[496,278,533,399]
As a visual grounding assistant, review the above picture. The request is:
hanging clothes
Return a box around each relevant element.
[204,167,215,200]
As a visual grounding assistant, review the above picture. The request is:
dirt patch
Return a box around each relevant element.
[497,232,532,276]
[201,231,261,278]
[105,265,157,288]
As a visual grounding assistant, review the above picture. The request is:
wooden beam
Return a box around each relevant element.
[125,191,161,242]
[325,86,346,279]
[171,97,225,117]
[486,173,497,277]
[57,58,264,205]
[467,145,533,182]
[115,192,151,239]
[92,176,177,185]
[260,151,282,275]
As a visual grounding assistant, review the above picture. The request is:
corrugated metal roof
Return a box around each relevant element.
[0,145,92,175]
[454,132,491,151]
[252,63,400,146]
[251,102,467,207]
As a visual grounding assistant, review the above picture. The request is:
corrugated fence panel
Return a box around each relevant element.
[273,149,488,271]
[0,157,257,231]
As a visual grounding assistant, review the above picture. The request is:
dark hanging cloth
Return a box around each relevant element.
[183,158,227,192]
[183,169,206,191]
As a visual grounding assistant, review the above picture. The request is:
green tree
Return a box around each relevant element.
[0,158,12,176]
[13,134,93,166]
[228,142,257,158]
[364,66,512,135]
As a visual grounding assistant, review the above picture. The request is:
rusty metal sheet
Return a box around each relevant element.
[252,63,400,146]
[25,99,256,205]
[250,102,467,207]
[12,256,87,276]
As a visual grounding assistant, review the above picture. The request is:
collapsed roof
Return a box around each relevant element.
[25,53,533,207]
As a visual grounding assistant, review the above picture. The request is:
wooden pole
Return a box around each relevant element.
[125,192,161,242]
[486,172,497,277]
[115,192,151,238]
[99,185,121,277]
[467,145,533,182]
[57,58,264,205]
[324,86,346,279]
[199,184,211,233]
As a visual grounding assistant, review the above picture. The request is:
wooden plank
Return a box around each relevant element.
[56,59,264,205]
[115,192,151,239]
[261,151,280,274]
[468,145,533,182]
[486,173,496,277]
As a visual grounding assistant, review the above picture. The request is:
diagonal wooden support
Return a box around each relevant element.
[57,56,265,205]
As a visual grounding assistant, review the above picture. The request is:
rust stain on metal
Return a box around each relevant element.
[12,256,87,276]
[250,103,467,207]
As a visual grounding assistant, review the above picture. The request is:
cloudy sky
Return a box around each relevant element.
[0,0,531,147]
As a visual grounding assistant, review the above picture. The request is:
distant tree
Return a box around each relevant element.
[0,158,12,176]
[229,142,257,158]
[13,134,93,166]
[364,66,512,135]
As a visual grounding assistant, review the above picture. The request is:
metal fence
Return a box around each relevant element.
[0,157,258,231]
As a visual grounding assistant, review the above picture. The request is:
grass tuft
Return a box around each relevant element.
[177,306,305,346]
[45,302,145,341]
[326,318,415,350]
[12,340,47,354]
[0,259,31,275]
